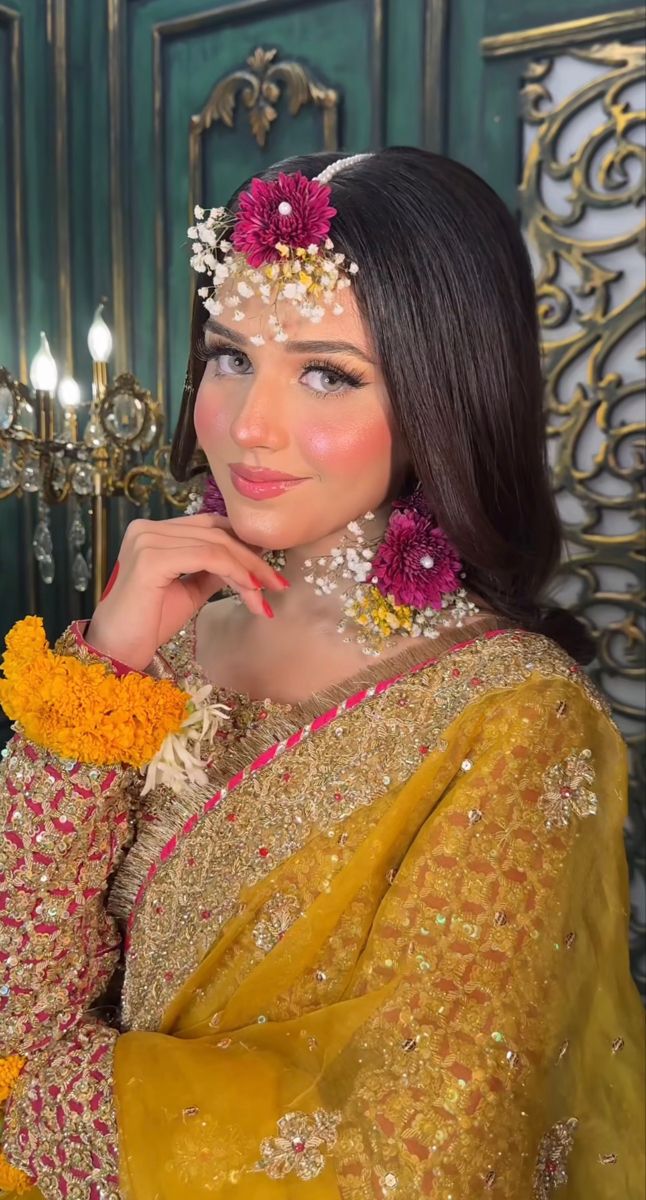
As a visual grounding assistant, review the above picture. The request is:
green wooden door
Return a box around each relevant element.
[1,0,644,986]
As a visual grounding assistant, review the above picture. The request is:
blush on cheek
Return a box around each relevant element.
[300,416,392,474]
[193,385,229,449]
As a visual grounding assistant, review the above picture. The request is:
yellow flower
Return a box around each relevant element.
[0,1055,24,1104]
[0,1150,32,1194]
[0,617,190,769]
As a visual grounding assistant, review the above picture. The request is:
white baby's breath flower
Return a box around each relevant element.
[214,263,230,282]
[274,329,288,342]
[187,226,199,239]
[198,286,210,298]
[233,309,245,322]
[250,334,265,346]
[142,683,230,797]
[194,205,205,220]
[237,281,254,298]
[205,297,223,316]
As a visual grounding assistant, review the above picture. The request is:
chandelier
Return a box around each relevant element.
[0,306,195,609]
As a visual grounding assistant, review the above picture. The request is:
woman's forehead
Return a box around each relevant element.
[203,283,372,355]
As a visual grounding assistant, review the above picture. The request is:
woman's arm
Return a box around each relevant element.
[0,617,188,1196]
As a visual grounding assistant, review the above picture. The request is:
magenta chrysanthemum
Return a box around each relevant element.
[231,172,337,267]
[372,510,463,610]
[201,473,227,516]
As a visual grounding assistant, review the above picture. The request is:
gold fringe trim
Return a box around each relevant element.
[107,611,503,922]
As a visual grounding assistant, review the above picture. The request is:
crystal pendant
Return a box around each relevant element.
[71,552,90,592]
[38,555,55,585]
[0,446,17,490]
[20,460,41,492]
[72,462,93,495]
[83,416,106,448]
[33,521,54,562]
[69,514,86,548]
[0,384,13,430]
[104,392,144,440]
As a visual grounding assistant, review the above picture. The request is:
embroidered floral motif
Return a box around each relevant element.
[539,750,598,829]
[533,1117,578,1198]
[257,1109,342,1181]
[252,891,303,952]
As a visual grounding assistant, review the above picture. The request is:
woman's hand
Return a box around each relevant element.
[84,513,287,671]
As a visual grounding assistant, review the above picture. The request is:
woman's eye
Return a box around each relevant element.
[301,368,348,395]
[208,348,252,375]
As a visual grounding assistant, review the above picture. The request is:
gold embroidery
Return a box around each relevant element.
[256,1108,342,1181]
[252,891,303,952]
[533,1118,578,1198]
[540,749,598,829]
[119,632,611,1032]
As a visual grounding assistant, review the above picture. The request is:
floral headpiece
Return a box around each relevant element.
[187,153,373,340]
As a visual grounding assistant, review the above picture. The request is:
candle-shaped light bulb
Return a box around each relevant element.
[58,376,82,410]
[29,332,58,394]
[87,305,113,364]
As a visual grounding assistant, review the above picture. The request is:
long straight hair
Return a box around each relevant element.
[171,146,591,661]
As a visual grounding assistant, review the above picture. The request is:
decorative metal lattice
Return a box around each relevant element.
[519,40,645,992]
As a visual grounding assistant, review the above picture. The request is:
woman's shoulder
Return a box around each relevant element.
[410,626,615,731]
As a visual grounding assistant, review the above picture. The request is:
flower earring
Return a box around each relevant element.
[301,487,479,654]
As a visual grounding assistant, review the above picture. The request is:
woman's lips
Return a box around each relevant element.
[229,466,308,501]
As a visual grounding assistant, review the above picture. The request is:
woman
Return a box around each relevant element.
[0,147,643,1199]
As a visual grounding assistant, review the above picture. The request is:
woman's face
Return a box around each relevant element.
[193,287,407,550]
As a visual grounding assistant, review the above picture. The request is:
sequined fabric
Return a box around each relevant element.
[1,617,643,1199]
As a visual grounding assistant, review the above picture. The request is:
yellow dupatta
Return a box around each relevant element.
[112,635,645,1199]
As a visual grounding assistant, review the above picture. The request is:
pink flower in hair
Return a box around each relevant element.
[232,172,337,268]
[372,508,463,610]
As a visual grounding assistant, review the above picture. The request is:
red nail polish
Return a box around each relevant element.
[276,575,290,588]
[262,598,274,618]
[249,573,263,589]
[101,561,119,601]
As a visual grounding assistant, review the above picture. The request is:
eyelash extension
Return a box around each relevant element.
[194,335,367,390]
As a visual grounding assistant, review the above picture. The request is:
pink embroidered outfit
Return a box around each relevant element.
[0,608,643,1198]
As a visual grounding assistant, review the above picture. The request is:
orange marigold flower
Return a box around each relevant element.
[0,1149,33,1194]
[0,1054,25,1104]
[0,616,190,769]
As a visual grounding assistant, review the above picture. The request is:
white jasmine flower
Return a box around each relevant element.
[142,683,230,797]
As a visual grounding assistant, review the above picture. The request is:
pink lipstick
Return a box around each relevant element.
[229,463,309,501]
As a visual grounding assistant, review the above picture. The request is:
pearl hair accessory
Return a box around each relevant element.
[187,153,374,340]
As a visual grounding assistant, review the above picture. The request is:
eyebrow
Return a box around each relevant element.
[203,318,375,365]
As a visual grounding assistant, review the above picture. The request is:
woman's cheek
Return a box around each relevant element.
[298,413,393,476]
[194,385,230,449]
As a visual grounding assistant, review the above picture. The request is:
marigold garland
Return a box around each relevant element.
[0,1057,33,1194]
[0,616,191,769]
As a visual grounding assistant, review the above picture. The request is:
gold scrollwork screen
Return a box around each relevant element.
[519,40,645,988]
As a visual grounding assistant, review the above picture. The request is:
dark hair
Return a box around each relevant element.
[171,145,593,662]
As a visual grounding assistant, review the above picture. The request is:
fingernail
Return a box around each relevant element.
[275,574,290,588]
[262,598,274,619]
[100,561,119,601]
[249,573,263,589]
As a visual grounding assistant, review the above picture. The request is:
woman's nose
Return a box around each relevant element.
[229,377,289,452]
